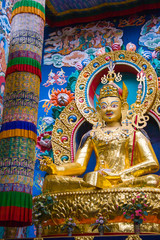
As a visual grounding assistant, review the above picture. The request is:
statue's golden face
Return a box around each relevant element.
[100,96,121,123]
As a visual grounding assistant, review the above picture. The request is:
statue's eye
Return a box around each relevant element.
[101,105,107,109]
[111,104,118,108]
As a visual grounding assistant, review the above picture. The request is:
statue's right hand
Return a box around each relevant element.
[40,157,57,175]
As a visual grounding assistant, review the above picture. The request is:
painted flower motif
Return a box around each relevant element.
[111,43,121,51]
[152,51,157,59]
[37,131,52,152]
[51,89,74,107]
[126,42,136,52]
[75,62,83,71]
[95,47,105,56]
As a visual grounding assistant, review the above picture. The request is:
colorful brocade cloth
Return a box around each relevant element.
[0,0,45,227]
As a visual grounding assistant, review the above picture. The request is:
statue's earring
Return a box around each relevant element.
[121,82,129,126]
[102,119,106,127]
[121,102,129,122]
[96,105,104,127]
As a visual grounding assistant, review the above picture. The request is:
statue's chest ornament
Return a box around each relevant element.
[90,126,133,144]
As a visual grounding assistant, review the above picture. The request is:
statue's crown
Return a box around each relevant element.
[99,60,122,100]
[101,60,122,85]
[99,84,119,100]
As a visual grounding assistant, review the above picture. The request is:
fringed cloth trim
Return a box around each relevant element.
[6,65,41,81]
[0,129,37,142]
[0,191,32,227]
[46,1,160,27]
[1,121,37,134]
[11,0,45,21]
[7,57,41,70]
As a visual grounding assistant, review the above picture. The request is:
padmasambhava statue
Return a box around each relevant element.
[41,61,160,191]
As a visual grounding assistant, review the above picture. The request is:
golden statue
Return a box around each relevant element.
[34,52,160,236]
[40,61,160,191]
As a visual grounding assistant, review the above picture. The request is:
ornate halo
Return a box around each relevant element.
[75,50,158,125]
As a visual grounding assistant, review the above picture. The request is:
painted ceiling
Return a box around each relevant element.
[46,0,160,27]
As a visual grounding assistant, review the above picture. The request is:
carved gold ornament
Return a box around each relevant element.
[75,50,158,125]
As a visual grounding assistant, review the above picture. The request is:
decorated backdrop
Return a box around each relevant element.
[1,6,160,239]
[34,9,160,200]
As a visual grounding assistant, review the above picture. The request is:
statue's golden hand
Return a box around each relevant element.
[40,156,57,175]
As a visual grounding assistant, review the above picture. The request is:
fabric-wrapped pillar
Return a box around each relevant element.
[0,0,45,227]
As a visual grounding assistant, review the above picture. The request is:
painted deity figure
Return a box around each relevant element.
[41,83,160,191]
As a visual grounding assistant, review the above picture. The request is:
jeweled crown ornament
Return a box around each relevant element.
[99,60,122,99]
[101,60,122,84]
[99,85,119,99]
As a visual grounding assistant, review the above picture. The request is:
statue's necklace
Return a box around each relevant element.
[90,126,133,143]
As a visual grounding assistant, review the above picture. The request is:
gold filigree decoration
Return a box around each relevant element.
[51,101,83,165]
[99,84,120,99]
[34,238,43,240]
[75,50,158,125]
[52,119,71,151]
[75,236,94,240]
[33,187,160,235]
[101,60,122,84]
[50,187,160,220]
[151,89,160,117]
[59,101,83,129]
[125,235,142,240]
[90,126,133,143]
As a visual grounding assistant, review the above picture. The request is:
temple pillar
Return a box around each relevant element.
[0,0,45,227]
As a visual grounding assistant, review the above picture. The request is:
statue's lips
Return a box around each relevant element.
[105,112,113,116]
